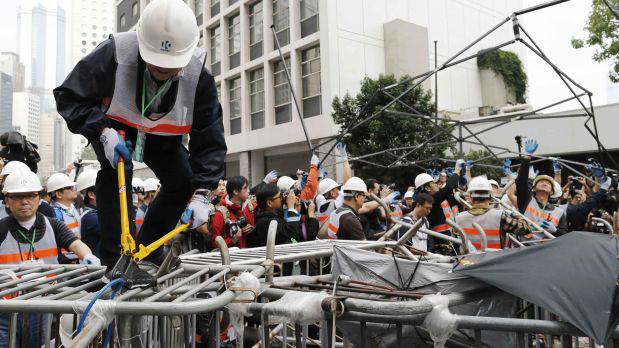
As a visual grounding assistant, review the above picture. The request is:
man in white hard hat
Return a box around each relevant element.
[515,139,568,236]
[54,0,226,266]
[0,170,99,347]
[324,177,367,240]
[76,169,101,257]
[414,159,464,251]
[47,173,81,238]
[455,176,530,250]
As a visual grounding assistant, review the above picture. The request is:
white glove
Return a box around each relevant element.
[81,254,101,266]
[263,170,278,184]
[455,159,465,170]
[600,176,612,191]
[310,153,320,167]
[186,194,211,229]
[100,128,132,168]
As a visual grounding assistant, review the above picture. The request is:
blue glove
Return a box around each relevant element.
[459,174,468,188]
[393,191,401,199]
[465,160,473,170]
[335,142,348,161]
[528,166,539,180]
[445,167,454,177]
[455,159,466,170]
[100,128,132,168]
[502,159,515,176]
[185,194,211,229]
[318,165,328,179]
[310,153,320,167]
[81,254,101,266]
[540,220,557,233]
[588,162,604,178]
[181,208,193,225]
[263,170,278,184]
[551,157,561,173]
[524,139,538,155]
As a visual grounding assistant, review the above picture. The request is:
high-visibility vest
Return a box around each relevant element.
[0,218,59,264]
[53,204,81,238]
[432,200,455,233]
[390,205,403,218]
[102,32,204,136]
[455,208,503,250]
[316,199,340,229]
[135,205,145,236]
[325,208,355,240]
[524,199,564,228]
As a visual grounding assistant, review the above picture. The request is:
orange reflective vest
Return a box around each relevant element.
[455,208,503,250]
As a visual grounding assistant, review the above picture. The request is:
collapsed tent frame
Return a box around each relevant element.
[314,0,617,172]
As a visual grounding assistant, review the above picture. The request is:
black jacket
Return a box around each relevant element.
[247,209,302,248]
[53,37,226,190]
[565,190,607,231]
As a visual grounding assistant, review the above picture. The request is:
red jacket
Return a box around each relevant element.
[210,195,255,249]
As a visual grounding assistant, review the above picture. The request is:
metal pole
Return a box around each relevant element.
[270,25,314,154]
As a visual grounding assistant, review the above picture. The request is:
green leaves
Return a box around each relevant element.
[571,0,619,82]
[477,49,528,104]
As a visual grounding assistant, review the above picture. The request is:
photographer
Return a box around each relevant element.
[248,183,301,248]
[561,172,612,232]
[0,131,39,173]
[210,176,254,249]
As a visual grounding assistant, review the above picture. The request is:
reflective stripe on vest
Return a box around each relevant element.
[441,201,452,220]
[325,208,354,240]
[104,32,204,136]
[524,199,563,227]
[316,200,336,229]
[0,218,59,264]
[432,224,451,233]
[390,206,403,218]
[455,209,503,250]
[54,204,81,239]
[135,207,145,236]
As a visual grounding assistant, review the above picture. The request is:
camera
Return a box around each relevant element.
[225,216,249,236]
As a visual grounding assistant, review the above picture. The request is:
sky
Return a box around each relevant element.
[0,0,615,111]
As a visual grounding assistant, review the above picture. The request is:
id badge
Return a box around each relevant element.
[133,131,146,162]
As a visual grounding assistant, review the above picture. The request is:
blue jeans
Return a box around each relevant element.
[0,313,47,347]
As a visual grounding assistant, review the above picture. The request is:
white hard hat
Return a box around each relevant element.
[488,179,500,188]
[0,161,30,178]
[75,169,98,192]
[3,170,42,194]
[551,180,562,199]
[404,191,414,199]
[317,178,340,196]
[132,177,144,191]
[467,176,492,198]
[277,176,296,192]
[136,0,200,69]
[143,178,159,192]
[342,177,367,195]
[414,173,434,189]
[46,173,76,192]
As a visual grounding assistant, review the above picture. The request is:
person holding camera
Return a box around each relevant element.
[210,176,254,249]
[248,183,302,248]
[559,169,612,231]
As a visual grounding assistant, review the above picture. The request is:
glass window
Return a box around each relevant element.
[301,46,321,117]
[210,26,221,64]
[300,0,318,20]
[195,0,203,16]
[228,15,240,55]
[272,0,289,33]
[273,57,291,124]
[250,68,264,114]
[211,0,220,17]
[132,2,138,16]
[249,2,263,46]
[120,14,126,27]
[228,77,241,134]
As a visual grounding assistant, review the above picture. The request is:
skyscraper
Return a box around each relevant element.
[0,52,25,92]
[0,73,13,134]
[71,0,115,65]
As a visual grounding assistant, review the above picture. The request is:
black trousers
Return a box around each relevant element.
[92,126,194,266]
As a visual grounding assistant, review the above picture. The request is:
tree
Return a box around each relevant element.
[463,150,503,181]
[571,0,619,82]
[79,144,97,161]
[331,74,453,185]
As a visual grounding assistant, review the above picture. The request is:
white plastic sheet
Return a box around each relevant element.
[422,293,458,348]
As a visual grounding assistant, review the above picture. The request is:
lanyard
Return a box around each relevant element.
[16,228,37,261]
[141,69,173,120]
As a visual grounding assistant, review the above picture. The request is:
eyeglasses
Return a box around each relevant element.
[7,193,39,201]
[269,194,282,202]
[63,187,76,192]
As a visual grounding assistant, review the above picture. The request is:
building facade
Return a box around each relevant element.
[0,73,13,135]
[117,0,524,185]
[12,91,41,145]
